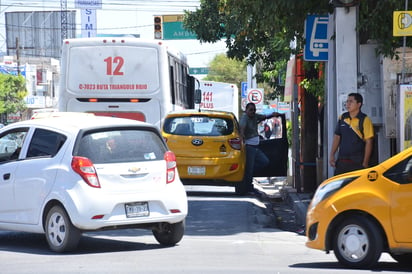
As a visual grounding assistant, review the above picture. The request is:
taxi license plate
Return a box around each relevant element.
[125,202,149,218]
[188,166,206,175]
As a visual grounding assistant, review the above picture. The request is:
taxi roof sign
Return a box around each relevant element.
[393,11,412,36]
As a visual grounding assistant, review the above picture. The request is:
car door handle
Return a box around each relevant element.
[3,173,10,180]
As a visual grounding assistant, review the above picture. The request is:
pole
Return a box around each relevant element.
[292,56,301,192]
[402,0,409,83]
[16,37,20,75]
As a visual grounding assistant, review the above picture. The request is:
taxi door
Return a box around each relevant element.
[254,113,289,177]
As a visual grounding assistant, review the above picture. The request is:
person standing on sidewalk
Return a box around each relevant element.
[239,102,280,194]
[329,93,374,175]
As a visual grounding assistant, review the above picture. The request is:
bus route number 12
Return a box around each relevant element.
[104,56,124,76]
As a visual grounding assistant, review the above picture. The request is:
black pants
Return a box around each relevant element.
[334,159,363,176]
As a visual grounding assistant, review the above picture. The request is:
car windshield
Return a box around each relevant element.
[164,116,234,136]
[76,129,167,164]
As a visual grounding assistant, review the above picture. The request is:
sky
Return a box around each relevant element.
[0,0,228,68]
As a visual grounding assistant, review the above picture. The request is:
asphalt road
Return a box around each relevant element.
[0,185,405,273]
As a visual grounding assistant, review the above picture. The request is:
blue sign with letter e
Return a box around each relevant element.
[304,15,328,61]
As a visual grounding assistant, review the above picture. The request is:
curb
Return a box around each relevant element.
[254,177,312,230]
[283,191,312,227]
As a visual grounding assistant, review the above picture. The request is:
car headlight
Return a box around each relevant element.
[310,176,358,208]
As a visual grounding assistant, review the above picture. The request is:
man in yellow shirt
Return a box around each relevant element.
[329,93,374,175]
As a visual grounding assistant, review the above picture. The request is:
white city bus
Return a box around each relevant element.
[59,38,196,128]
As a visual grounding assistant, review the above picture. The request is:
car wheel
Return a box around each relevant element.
[152,221,185,246]
[45,205,81,252]
[333,216,382,268]
[390,253,412,266]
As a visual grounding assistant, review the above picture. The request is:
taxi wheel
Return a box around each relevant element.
[45,205,81,252]
[153,221,185,246]
[333,216,382,269]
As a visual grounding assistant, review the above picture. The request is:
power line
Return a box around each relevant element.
[0,1,227,59]
[1,0,201,11]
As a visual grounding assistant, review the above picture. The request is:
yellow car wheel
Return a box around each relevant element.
[332,216,383,269]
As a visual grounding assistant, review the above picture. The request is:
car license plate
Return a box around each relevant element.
[125,202,149,218]
[188,166,206,175]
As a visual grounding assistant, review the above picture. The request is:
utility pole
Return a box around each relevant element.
[247,64,256,89]
[402,0,409,83]
[326,3,359,178]
[16,37,19,75]
[61,0,68,41]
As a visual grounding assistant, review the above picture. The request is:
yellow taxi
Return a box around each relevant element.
[162,110,246,194]
[306,146,412,268]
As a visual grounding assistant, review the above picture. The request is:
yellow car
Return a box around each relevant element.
[162,110,246,194]
[306,146,412,268]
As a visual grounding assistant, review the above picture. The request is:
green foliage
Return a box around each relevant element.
[0,74,27,116]
[300,78,324,102]
[204,53,247,86]
[299,62,325,103]
[184,0,330,78]
[185,0,411,95]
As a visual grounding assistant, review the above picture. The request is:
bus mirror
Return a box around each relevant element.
[194,89,202,104]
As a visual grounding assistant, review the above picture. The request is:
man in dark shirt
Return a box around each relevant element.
[329,93,374,175]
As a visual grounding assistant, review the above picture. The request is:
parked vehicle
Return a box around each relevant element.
[0,134,18,153]
[0,115,187,252]
[162,110,289,194]
[162,110,246,194]
[306,146,412,268]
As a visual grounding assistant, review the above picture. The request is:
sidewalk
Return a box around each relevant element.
[253,177,313,234]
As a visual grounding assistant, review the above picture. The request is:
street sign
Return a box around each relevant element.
[163,22,197,40]
[75,0,102,9]
[304,15,329,61]
[241,98,248,111]
[161,15,197,40]
[393,11,412,36]
[189,67,209,74]
[81,9,97,38]
[247,88,264,111]
[241,82,248,98]
[247,89,263,104]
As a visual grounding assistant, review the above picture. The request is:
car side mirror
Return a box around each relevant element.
[194,89,202,104]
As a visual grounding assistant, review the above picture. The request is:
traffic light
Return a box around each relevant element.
[154,16,162,39]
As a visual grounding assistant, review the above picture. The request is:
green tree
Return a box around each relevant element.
[184,0,410,89]
[0,74,27,123]
[203,53,247,87]
[184,0,410,192]
[184,0,330,86]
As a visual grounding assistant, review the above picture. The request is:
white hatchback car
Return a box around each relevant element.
[0,115,188,252]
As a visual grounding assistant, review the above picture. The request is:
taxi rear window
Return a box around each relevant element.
[164,116,234,136]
